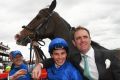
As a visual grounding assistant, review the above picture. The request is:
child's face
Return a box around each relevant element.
[12,54,23,66]
[51,48,67,66]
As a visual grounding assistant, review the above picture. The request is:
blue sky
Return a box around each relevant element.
[0,0,120,60]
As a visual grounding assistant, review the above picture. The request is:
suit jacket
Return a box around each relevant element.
[69,46,120,80]
[43,46,120,80]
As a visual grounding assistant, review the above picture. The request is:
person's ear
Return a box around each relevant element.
[89,38,91,44]
[51,54,53,58]
[72,40,76,47]
[21,56,24,60]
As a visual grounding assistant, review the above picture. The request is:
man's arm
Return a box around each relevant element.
[32,58,54,79]
[42,58,54,68]
[68,53,81,68]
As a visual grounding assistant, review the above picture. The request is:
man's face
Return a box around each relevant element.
[12,54,23,66]
[51,49,67,66]
[73,29,91,54]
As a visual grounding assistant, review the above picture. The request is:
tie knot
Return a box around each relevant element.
[82,55,88,59]
[82,55,88,63]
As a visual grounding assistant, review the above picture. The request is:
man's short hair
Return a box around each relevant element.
[72,25,91,40]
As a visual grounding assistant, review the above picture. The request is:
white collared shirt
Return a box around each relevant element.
[80,47,99,80]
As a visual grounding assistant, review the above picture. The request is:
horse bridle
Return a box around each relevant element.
[35,11,55,37]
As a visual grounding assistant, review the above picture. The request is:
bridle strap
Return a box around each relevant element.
[36,11,55,34]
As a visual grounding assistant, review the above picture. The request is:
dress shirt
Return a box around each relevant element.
[80,47,99,80]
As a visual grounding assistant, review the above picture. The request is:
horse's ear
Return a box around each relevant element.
[49,0,56,13]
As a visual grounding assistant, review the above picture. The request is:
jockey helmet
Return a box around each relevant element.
[49,38,69,54]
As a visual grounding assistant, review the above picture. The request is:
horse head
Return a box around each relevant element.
[15,0,57,46]
[15,0,74,51]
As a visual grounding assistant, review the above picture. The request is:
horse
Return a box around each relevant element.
[15,0,119,63]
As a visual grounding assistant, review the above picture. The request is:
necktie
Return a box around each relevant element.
[82,55,93,80]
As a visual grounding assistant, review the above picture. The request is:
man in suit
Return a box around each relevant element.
[70,26,120,80]
[32,26,120,80]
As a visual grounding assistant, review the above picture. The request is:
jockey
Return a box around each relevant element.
[46,38,83,80]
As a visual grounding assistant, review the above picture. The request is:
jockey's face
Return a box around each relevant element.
[12,54,23,66]
[73,29,91,54]
[51,49,67,67]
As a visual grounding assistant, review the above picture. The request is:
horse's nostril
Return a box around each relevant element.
[15,34,20,40]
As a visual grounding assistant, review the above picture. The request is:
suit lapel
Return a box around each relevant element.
[94,47,106,79]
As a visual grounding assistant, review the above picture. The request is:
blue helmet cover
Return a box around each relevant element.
[49,38,69,54]
[10,50,22,58]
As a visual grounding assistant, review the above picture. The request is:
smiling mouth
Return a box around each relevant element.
[80,43,87,47]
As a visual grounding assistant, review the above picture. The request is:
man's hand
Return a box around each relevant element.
[32,63,42,79]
